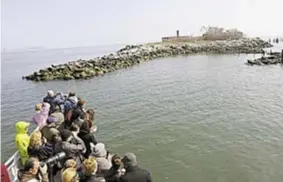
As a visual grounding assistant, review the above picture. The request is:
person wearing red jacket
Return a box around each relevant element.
[1,163,11,182]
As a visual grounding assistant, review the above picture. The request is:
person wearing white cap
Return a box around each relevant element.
[43,90,55,103]
[91,143,112,174]
[120,153,153,182]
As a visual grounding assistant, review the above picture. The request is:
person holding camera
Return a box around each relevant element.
[55,129,86,169]
[104,154,125,182]
[18,157,49,182]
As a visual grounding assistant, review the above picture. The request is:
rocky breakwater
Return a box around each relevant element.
[23,38,272,81]
[246,51,283,66]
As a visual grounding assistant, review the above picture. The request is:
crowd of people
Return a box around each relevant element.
[14,90,153,182]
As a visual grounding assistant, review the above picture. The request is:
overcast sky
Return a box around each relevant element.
[1,0,282,50]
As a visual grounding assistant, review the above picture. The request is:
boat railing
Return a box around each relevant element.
[4,151,20,182]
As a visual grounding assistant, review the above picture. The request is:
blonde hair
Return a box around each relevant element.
[62,167,77,182]
[64,159,77,169]
[83,156,97,175]
[29,131,42,148]
[35,103,42,111]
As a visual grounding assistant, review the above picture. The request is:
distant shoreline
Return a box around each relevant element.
[23,38,272,82]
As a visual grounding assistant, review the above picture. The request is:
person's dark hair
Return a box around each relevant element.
[52,133,61,143]
[70,123,80,132]
[86,109,95,121]
[79,113,86,120]
[111,154,123,170]
[24,157,38,171]
[68,92,76,97]
[54,105,60,112]
[60,129,73,141]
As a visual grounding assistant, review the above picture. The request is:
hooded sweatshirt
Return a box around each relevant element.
[92,143,112,172]
[64,96,78,114]
[14,121,30,165]
[32,103,50,129]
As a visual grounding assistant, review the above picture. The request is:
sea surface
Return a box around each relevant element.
[1,44,283,182]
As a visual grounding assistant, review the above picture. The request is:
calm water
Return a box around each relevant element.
[2,44,283,182]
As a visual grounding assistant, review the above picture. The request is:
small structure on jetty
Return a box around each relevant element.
[161,30,202,42]
[161,26,245,42]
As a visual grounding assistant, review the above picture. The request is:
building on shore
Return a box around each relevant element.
[161,30,202,42]
[162,27,245,42]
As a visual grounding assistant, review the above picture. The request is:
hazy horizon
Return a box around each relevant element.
[2,0,283,51]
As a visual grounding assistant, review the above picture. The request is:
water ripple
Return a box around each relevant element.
[2,46,283,181]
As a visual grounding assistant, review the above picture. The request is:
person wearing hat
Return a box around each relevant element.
[120,153,152,182]
[14,121,31,165]
[91,143,112,174]
[43,90,55,104]
[41,116,60,143]
[50,105,65,129]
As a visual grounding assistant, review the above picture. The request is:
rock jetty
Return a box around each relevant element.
[246,51,282,66]
[23,38,272,81]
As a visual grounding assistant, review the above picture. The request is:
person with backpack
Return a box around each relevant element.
[64,92,78,115]
[64,93,79,129]
[49,92,66,114]
[43,90,55,104]
[50,106,65,129]
[41,117,60,143]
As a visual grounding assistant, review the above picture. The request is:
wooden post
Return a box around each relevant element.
[176,30,179,37]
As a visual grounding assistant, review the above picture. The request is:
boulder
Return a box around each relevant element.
[23,38,274,81]
[246,54,281,66]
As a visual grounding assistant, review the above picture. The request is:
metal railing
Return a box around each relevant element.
[4,151,20,182]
